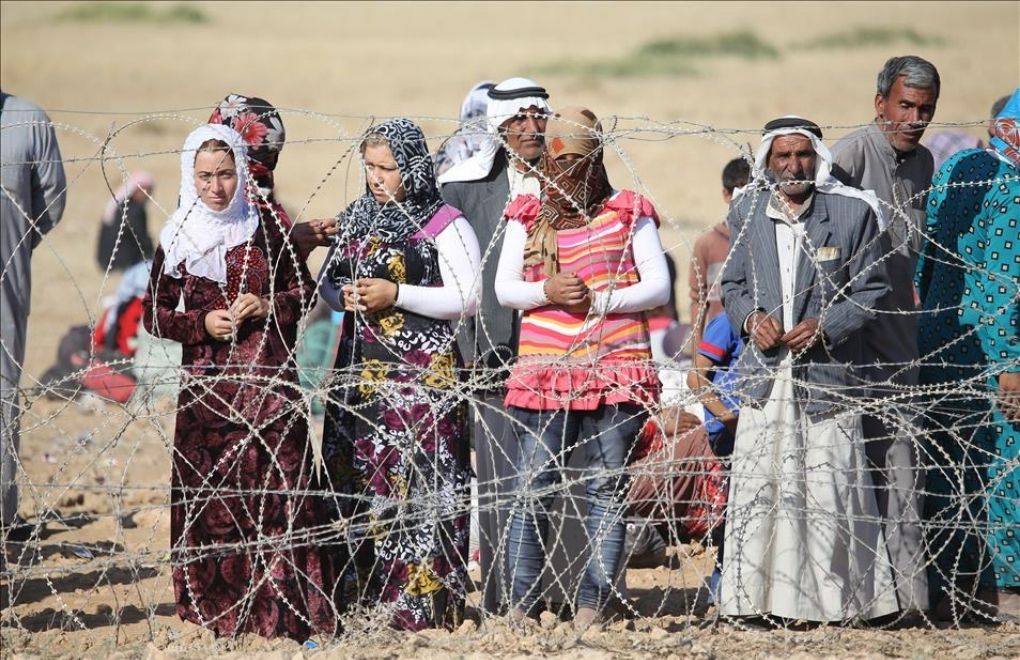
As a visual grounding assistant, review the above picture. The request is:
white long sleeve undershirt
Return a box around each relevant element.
[320,215,481,320]
[494,214,670,314]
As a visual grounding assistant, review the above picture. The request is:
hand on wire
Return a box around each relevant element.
[291,217,338,257]
[659,407,702,437]
[997,372,1020,421]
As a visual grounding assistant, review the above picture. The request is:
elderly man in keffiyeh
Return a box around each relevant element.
[718,116,899,624]
[438,77,554,615]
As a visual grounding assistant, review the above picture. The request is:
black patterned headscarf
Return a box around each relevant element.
[335,118,444,245]
[208,93,285,193]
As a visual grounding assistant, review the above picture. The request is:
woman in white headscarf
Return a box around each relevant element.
[143,124,337,641]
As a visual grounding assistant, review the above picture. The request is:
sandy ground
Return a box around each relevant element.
[2,1,1019,657]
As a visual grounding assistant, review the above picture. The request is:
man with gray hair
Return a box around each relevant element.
[830,54,940,617]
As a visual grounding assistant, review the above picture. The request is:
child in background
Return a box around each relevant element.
[686,310,743,603]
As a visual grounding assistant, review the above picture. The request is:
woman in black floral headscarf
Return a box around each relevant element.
[319,118,481,631]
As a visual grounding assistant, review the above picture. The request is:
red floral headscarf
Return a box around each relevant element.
[209,93,286,192]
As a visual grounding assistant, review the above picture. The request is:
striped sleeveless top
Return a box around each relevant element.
[503,190,661,411]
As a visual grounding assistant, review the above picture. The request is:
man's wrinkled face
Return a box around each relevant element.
[502,104,548,162]
[767,134,817,199]
[875,76,938,153]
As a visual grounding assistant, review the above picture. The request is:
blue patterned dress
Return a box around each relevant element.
[916,146,1019,599]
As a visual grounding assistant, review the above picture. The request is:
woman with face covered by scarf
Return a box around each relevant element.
[319,118,481,631]
[493,107,670,627]
[143,123,337,641]
[916,88,1020,621]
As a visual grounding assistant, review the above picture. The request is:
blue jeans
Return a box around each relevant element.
[507,403,646,613]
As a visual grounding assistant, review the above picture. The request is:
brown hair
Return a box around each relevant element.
[360,133,390,154]
[196,139,234,163]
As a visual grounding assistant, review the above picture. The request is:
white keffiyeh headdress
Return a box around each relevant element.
[746,116,886,229]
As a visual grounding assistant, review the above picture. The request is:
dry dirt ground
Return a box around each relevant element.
[2,1,1019,658]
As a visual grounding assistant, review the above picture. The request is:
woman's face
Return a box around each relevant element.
[363,143,406,203]
[193,149,238,211]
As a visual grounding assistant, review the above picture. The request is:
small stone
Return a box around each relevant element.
[143,643,172,660]
[539,611,558,629]
[59,493,85,507]
[608,618,632,632]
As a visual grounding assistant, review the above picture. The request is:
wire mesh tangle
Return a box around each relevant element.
[1,108,1018,658]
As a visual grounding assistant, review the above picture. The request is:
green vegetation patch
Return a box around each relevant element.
[538,31,779,79]
[538,26,947,79]
[639,31,780,61]
[57,2,208,25]
[796,27,946,50]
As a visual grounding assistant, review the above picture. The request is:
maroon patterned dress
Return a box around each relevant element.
[144,216,337,640]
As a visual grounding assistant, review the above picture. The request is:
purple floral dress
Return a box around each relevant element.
[322,223,470,632]
[144,217,337,640]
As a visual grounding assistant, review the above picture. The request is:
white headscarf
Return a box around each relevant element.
[159,123,258,282]
[749,118,886,229]
[459,80,496,123]
[438,76,552,184]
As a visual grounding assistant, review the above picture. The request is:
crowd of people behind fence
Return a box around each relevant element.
[0,54,1017,642]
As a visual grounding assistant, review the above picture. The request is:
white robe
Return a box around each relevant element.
[719,213,899,622]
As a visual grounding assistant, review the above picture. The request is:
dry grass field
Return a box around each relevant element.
[1,1,1019,657]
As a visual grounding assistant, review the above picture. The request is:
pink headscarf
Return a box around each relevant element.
[102,171,155,225]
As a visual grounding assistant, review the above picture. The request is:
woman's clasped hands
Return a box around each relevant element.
[543,271,591,313]
[204,292,270,341]
[342,278,399,314]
